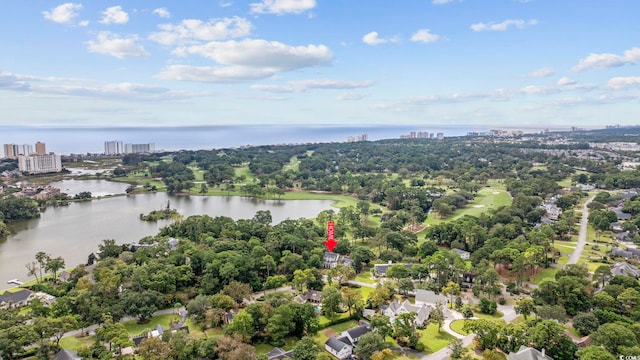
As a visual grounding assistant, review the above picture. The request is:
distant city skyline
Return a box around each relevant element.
[1,0,639,129]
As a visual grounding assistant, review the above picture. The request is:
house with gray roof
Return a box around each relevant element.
[324,323,371,359]
[53,349,81,360]
[266,347,293,360]
[323,251,353,269]
[507,346,553,360]
[0,289,32,308]
[325,336,352,359]
[294,290,323,305]
[611,262,640,278]
[382,299,432,327]
[415,289,448,307]
[372,262,413,277]
[611,247,634,259]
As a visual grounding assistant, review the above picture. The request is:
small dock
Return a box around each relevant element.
[7,279,24,285]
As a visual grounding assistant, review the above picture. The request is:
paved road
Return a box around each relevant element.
[567,196,594,265]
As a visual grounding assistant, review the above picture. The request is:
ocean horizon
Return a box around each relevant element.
[1,124,574,156]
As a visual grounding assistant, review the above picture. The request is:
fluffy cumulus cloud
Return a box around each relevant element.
[149,17,252,45]
[86,32,150,59]
[251,79,373,93]
[158,39,332,83]
[152,8,171,18]
[173,39,332,69]
[557,77,577,86]
[411,29,440,43]
[99,6,129,25]
[572,47,640,72]
[42,3,83,24]
[471,19,537,32]
[528,67,554,78]
[250,0,316,15]
[607,76,640,90]
[362,31,399,45]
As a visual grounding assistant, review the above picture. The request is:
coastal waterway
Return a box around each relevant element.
[1,182,335,291]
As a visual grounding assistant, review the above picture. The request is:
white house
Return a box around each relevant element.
[381,299,431,326]
[453,248,470,260]
[415,289,448,307]
[324,324,371,359]
[325,337,353,359]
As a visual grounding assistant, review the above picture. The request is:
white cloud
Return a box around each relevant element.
[173,39,332,70]
[362,31,399,46]
[252,79,373,93]
[432,0,453,4]
[86,32,150,59]
[220,1,233,7]
[471,19,538,32]
[99,6,129,25]
[528,67,554,78]
[250,0,316,15]
[572,47,640,72]
[155,65,276,83]
[411,29,440,43]
[78,20,89,27]
[152,8,171,18]
[42,3,82,24]
[149,17,252,45]
[158,40,332,83]
[0,71,194,101]
[337,92,366,101]
[607,76,640,90]
[557,77,576,86]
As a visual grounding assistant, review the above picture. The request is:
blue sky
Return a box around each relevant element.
[0,0,639,128]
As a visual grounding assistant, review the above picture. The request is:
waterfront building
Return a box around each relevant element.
[104,140,124,155]
[35,142,46,155]
[17,153,62,174]
[3,144,33,158]
[124,143,155,154]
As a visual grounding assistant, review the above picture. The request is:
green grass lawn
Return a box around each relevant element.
[450,320,471,335]
[122,314,180,336]
[59,334,95,351]
[312,319,359,346]
[419,323,456,353]
[425,185,511,225]
[471,308,504,320]
[532,267,559,284]
[234,166,256,183]
[355,271,377,284]
[283,155,301,172]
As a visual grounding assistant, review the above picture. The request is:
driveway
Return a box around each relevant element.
[567,196,594,265]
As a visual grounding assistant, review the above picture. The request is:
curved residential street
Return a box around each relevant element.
[567,196,594,265]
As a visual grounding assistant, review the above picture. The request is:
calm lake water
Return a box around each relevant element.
[1,182,336,290]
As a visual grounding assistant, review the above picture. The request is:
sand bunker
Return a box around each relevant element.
[473,205,486,208]
[492,191,500,194]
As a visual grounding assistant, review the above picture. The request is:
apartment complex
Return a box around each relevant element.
[35,142,46,155]
[17,153,62,174]
[104,141,155,155]
[3,144,34,158]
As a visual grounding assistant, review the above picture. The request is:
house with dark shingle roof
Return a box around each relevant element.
[611,262,640,278]
[372,261,413,277]
[324,323,371,359]
[53,349,81,360]
[266,347,293,360]
[507,346,553,360]
[0,289,32,308]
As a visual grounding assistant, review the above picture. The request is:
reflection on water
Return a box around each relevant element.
[1,192,335,290]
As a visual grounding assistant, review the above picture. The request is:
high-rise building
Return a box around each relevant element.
[35,142,46,155]
[3,144,33,158]
[124,143,155,154]
[3,144,14,158]
[104,141,124,155]
[436,132,444,140]
[18,154,62,174]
